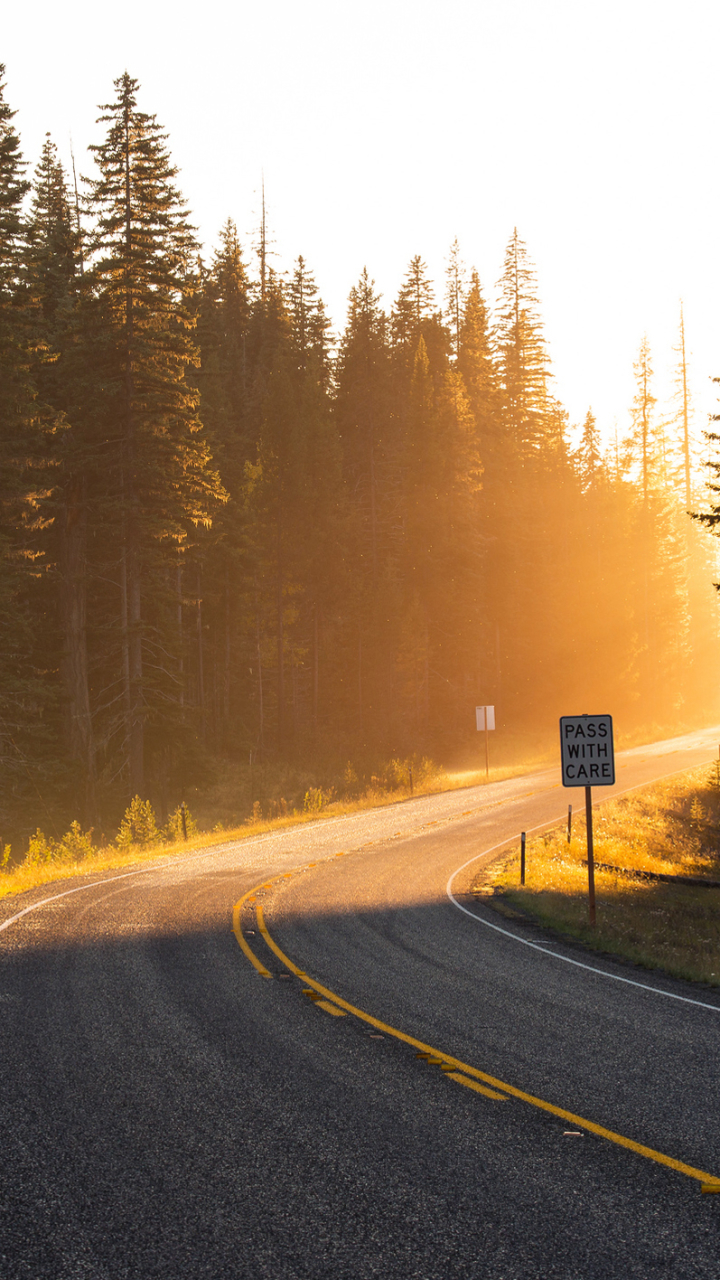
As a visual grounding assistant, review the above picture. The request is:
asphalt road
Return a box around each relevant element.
[2,726,720,1279]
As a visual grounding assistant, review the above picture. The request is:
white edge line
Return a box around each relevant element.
[0,849,219,934]
[446,760,720,1015]
[0,806,376,937]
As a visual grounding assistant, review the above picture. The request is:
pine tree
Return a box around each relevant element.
[194,220,252,750]
[444,238,467,360]
[287,255,331,378]
[628,335,658,505]
[23,135,98,814]
[576,408,603,490]
[0,67,69,828]
[82,72,224,796]
[495,228,555,457]
[458,269,499,464]
[672,304,694,509]
[391,255,437,357]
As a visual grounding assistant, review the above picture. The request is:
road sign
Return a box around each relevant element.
[559,714,615,787]
[476,705,495,778]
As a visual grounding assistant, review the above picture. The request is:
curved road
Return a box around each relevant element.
[2,726,720,1278]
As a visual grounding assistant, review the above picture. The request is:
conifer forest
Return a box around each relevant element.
[2,67,720,844]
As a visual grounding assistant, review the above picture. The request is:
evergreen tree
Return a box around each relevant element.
[444,237,467,360]
[576,408,603,490]
[0,67,64,827]
[23,135,97,815]
[627,335,659,505]
[194,220,252,750]
[495,228,556,457]
[82,72,224,796]
[671,304,694,509]
[391,255,437,358]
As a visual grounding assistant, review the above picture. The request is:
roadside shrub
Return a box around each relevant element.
[116,797,160,849]
[57,821,95,861]
[384,756,439,790]
[163,804,198,842]
[342,762,360,796]
[303,787,335,813]
[25,829,55,864]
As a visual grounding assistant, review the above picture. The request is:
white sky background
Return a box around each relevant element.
[4,0,720,453]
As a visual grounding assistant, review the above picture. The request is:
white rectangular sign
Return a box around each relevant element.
[560,714,615,787]
[476,705,495,731]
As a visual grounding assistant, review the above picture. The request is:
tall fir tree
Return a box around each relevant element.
[495,229,557,458]
[0,67,65,828]
[82,72,224,798]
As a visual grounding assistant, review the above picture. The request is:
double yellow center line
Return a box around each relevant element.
[233,867,720,1194]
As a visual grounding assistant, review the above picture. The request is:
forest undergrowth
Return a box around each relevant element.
[478,765,720,985]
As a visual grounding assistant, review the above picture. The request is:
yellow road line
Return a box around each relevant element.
[446,1073,508,1100]
[316,999,347,1017]
[232,885,272,978]
[252,904,720,1190]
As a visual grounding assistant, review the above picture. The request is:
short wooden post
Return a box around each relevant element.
[585,785,595,925]
[567,804,572,843]
[520,831,526,886]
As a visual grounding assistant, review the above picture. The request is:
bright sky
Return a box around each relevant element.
[5,0,720,451]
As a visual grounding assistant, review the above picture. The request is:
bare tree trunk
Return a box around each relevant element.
[127,527,144,796]
[123,102,144,798]
[223,566,231,744]
[257,623,265,754]
[176,559,184,708]
[423,615,430,731]
[679,305,691,510]
[369,435,378,584]
[312,604,319,736]
[196,565,206,740]
[358,634,363,734]
[60,479,96,822]
[277,510,285,752]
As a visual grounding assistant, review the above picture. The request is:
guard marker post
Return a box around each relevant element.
[567,804,572,844]
[476,705,495,779]
[560,714,615,926]
[520,831,526,886]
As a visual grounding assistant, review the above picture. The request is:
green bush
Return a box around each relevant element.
[25,829,55,864]
[116,797,160,849]
[57,820,95,861]
[163,804,198,842]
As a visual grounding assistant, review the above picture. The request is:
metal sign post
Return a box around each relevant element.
[559,714,615,926]
[476,705,495,779]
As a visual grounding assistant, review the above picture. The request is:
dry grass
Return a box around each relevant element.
[0,756,548,905]
[478,766,720,985]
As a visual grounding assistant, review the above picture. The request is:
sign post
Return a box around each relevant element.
[476,705,495,779]
[559,714,615,926]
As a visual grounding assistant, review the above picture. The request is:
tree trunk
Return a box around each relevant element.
[60,479,96,822]
[312,604,319,736]
[196,565,206,740]
[223,566,231,745]
[123,102,144,797]
[277,510,285,752]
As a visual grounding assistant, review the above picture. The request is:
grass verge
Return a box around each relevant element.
[474,765,720,986]
[0,757,546,905]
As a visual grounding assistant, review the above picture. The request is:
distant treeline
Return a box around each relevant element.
[1,67,719,836]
